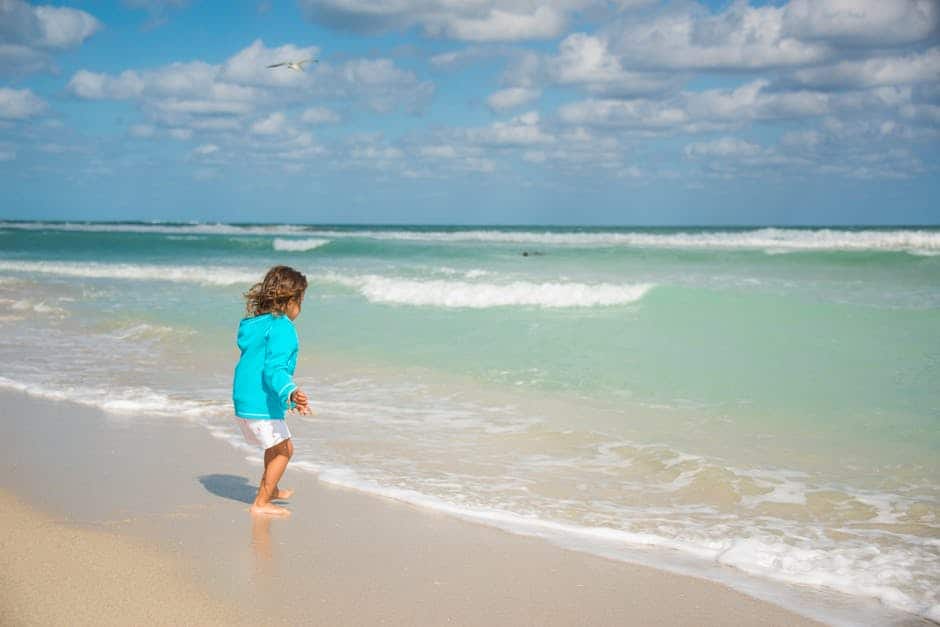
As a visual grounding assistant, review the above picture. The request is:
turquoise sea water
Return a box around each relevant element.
[1,222,938,623]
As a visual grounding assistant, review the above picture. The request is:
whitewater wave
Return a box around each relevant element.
[4,222,939,253]
[298,227,940,253]
[0,298,67,317]
[0,367,935,623]
[0,376,229,417]
[273,237,330,252]
[0,221,309,237]
[279,450,940,625]
[320,273,654,308]
[0,260,260,286]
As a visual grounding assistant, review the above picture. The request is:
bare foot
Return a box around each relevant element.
[249,503,291,517]
[273,488,294,500]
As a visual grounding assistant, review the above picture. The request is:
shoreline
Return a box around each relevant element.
[0,389,928,626]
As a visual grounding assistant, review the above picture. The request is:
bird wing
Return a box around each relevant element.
[267,62,287,68]
[299,58,318,66]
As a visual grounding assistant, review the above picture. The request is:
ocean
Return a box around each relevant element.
[1,221,937,624]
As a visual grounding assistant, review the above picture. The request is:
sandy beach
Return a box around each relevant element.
[0,388,857,626]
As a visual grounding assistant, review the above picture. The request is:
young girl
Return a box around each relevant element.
[233,265,310,517]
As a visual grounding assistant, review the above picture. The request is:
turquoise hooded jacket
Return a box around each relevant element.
[232,313,298,419]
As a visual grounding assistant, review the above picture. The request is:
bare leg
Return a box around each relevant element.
[270,439,294,500]
[250,439,292,516]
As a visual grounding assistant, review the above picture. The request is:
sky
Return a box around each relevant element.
[0,0,938,226]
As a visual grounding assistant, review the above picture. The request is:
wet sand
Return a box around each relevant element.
[0,389,859,626]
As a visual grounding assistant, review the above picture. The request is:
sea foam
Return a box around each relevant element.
[0,260,259,286]
[272,237,330,252]
[298,227,940,253]
[0,376,229,417]
[321,273,655,308]
[4,222,940,253]
[0,221,309,236]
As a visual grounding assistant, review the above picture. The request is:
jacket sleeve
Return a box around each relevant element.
[262,318,298,410]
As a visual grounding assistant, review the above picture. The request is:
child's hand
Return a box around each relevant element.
[289,388,312,415]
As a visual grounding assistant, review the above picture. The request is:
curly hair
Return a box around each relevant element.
[244,265,308,317]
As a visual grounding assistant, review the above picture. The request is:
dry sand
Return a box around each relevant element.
[0,490,245,626]
[0,388,908,626]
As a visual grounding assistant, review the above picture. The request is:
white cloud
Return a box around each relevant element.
[684,137,763,158]
[0,1,100,75]
[685,80,829,122]
[781,129,822,149]
[33,5,102,48]
[487,87,540,111]
[900,102,940,124]
[429,45,516,69]
[468,110,555,146]
[298,0,591,42]
[789,47,940,89]
[338,58,434,113]
[444,6,566,42]
[0,87,47,119]
[66,40,429,136]
[558,81,830,135]
[414,139,497,173]
[351,145,404,160]
[552,33,676,96]
[559,98,688,130]
[221,39,320,87]
[251,112,287,135]
[607,3,829,71]
[602,0,937,75]
[782,0,939,47]
[67,69,146,99]
[420,144,458,159]
[301,106,340,124]
[193,143,219,155]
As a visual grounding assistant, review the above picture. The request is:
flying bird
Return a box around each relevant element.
[267,58,318,72]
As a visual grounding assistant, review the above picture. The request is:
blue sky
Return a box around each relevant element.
[1,0,938,225]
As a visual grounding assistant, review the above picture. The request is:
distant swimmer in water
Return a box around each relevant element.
[521,251,545,257]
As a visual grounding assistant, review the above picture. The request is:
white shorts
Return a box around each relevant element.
[235,417,292,450]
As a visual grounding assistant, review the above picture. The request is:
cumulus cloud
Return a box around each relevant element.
[0,0,101,75]
[558,80,831,135]
[602,0,937,74]
[789,47,940,89]
[487,87,540,111]
[338,58,434,112]
[684,137,763,158]
[221,39,320,87]
[192,143,219,156]
[66,39,432,133]
[685,80,829,122]
[467,110,555,146]
[251,111,287,135]
[0,87,47,119]
[298,0,591,41]
[551,33,677,96]
[607,3,829,71]
[559,98,687,130]
[782,0,939,47]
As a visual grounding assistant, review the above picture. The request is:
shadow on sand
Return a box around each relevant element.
[198,474,256,504]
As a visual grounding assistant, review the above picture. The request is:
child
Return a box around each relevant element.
[233,265,310,517]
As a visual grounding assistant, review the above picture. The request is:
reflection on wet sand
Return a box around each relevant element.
[251,514,273,565]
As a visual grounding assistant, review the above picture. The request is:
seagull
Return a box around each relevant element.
[267,58,318,72]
